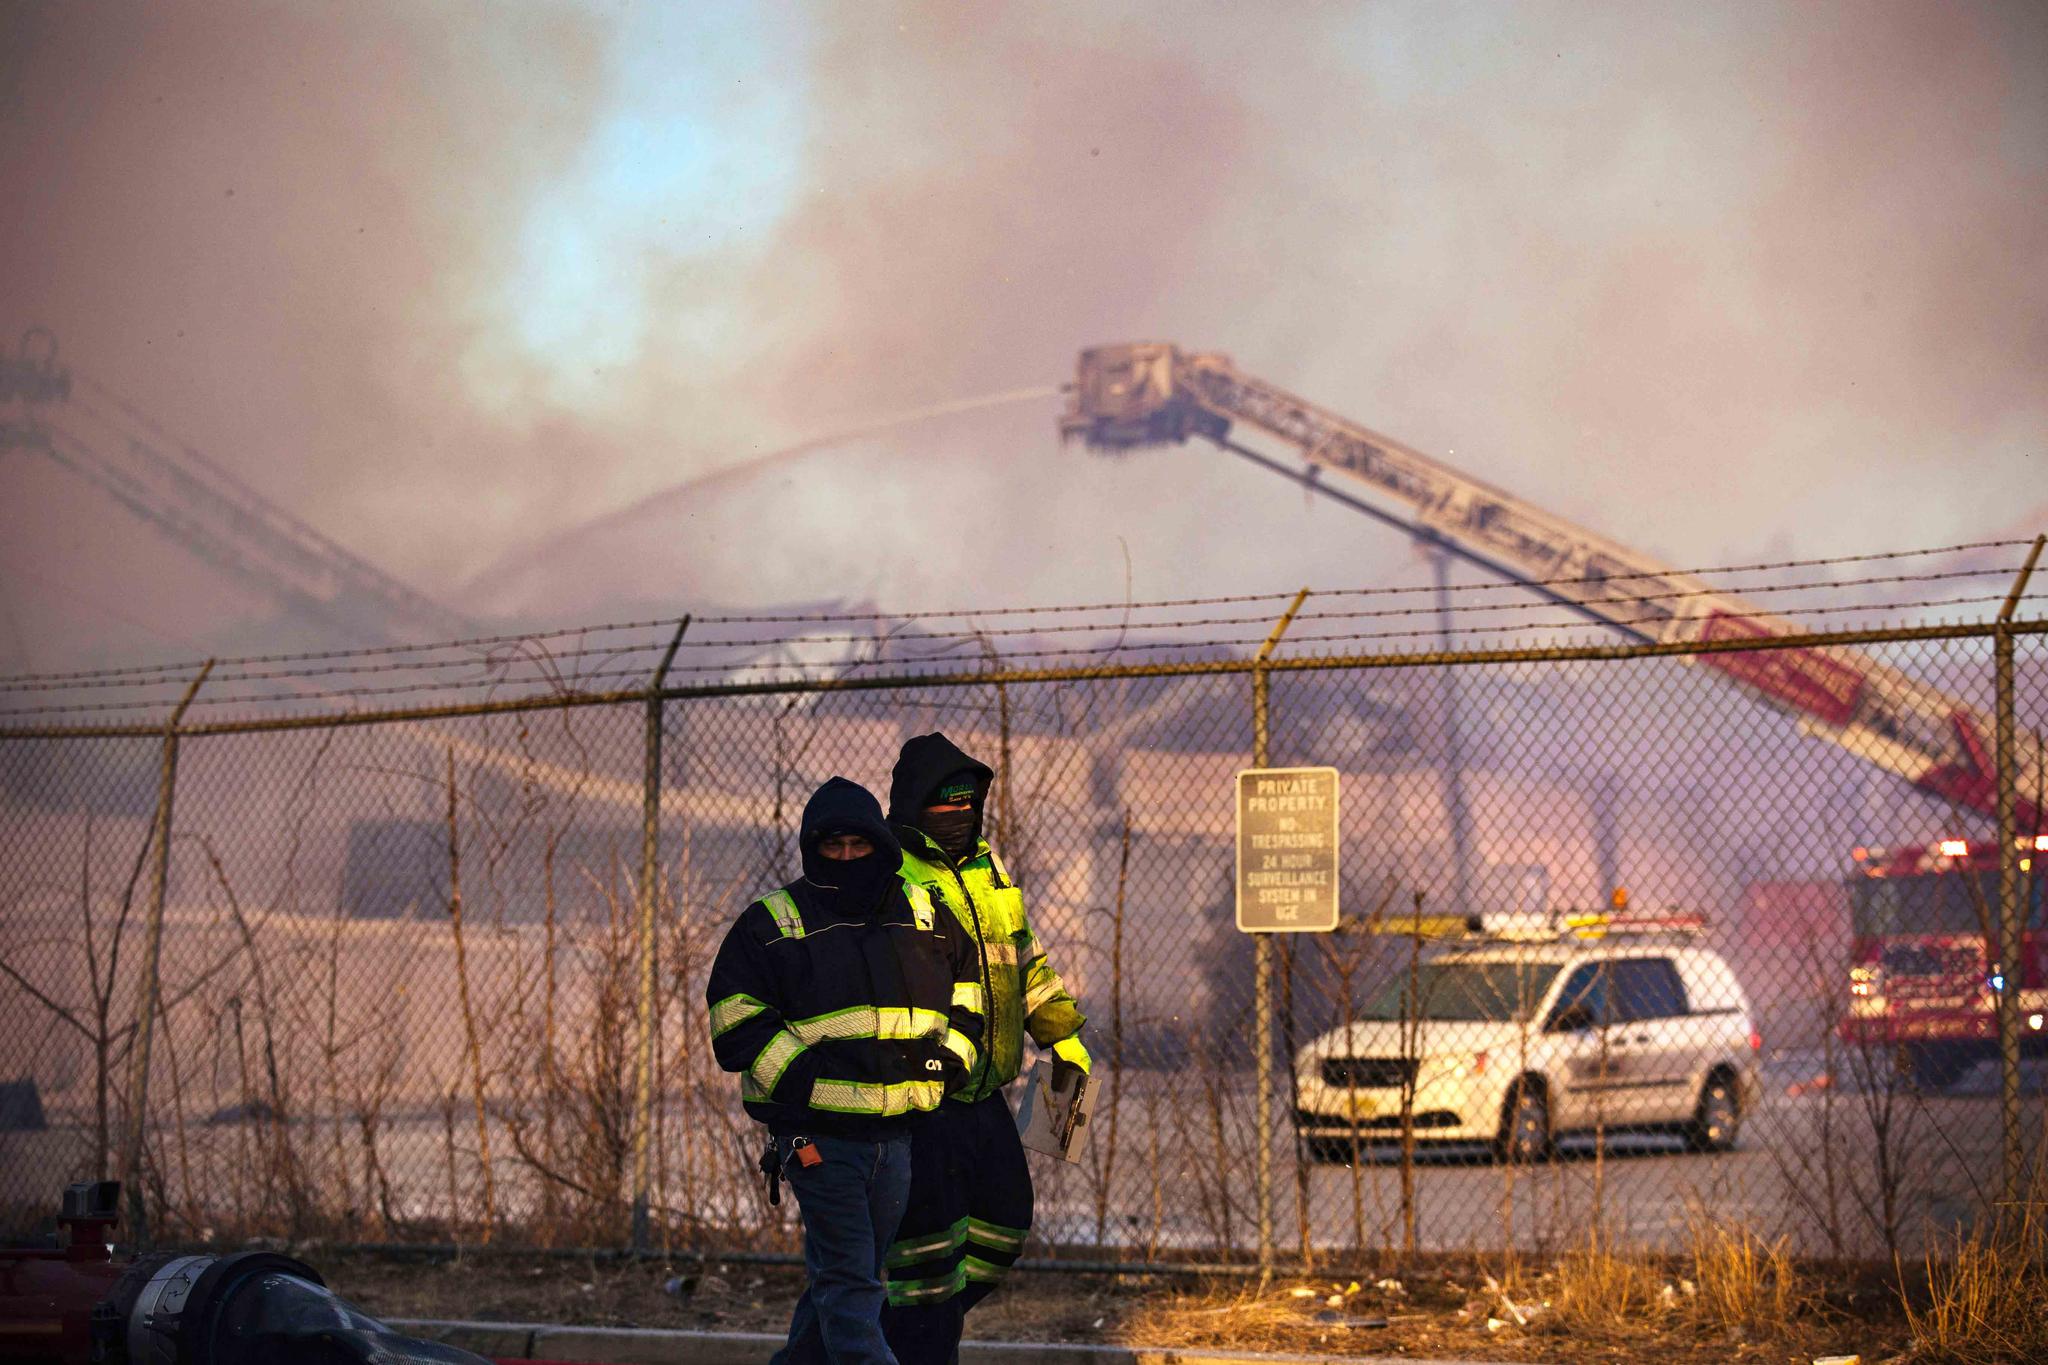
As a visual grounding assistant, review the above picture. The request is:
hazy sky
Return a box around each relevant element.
[2,1,2043,667]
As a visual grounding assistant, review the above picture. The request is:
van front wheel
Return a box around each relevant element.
[1495,1080,1551,1164]
[1683,1072,1740,1153]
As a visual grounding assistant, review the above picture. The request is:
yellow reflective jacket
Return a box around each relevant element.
[896,829,1086,1102]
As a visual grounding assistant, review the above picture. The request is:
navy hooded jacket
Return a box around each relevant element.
[705,777,985,1138]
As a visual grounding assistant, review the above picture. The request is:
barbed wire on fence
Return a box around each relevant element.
[16,563,2030,702]
[6,538,2034,689]
[2,541,2041,731]
[3,618,2043,737]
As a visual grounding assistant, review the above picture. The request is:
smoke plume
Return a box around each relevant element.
[2,1,2042,665]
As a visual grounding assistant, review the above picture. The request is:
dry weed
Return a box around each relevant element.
[1113,1275,1417,1354]
[1119,1280,1311,1348]
[1686,1214,1809,1334]
[1550,1235,1666,1329]
[1904,1186,2048,1365]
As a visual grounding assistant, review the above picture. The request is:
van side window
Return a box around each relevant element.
[1547,963,1607,1030]
[1609,958,1689,1021]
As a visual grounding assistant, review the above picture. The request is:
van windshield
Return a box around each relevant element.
[1357,961,1562,1023]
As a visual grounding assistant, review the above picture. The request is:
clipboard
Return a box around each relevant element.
[1015,1058,1092,1163]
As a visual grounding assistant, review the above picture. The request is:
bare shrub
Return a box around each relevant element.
[0,814,154,1179]
[1766,931,1853,1258]
[500,861,639,1245]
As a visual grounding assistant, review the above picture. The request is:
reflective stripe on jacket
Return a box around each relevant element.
[897,831,1085,1102]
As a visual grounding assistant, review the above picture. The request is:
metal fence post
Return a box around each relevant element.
[118,659,212,1247]
[1994,538,2041,1226]
[631,618,689,1250]
[1251,589,1309,1278]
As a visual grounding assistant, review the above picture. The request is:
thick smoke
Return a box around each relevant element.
[1,1,2043,665]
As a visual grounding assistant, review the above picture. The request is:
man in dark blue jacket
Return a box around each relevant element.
[707,777,984,1365]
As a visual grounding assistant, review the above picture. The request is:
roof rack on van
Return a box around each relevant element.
[1459,908,1710,943]
[1358,906,1710,943]
[1358,912,1481,941]
[1565,909,1709,940]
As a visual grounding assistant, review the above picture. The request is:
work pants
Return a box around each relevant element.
[880,1092,1032,1365]
[772,1132,913,1365]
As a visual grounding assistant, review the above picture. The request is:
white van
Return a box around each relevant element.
[1293,930,1762,1162]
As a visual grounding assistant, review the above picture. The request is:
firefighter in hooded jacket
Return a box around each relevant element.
[707,776,985,1365]
[879,734,1088,1363]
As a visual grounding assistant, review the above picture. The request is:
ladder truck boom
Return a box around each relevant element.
[1,330,471,645]
[1058,342,2041,830]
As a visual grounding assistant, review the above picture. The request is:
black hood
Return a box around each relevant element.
[801,776,900,858]
[799,778,901,908]
[886,733,994,825]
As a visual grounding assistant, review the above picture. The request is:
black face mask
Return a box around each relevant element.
[916,808,980,862]
[803,844,895,912]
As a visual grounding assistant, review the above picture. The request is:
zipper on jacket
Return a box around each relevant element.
[902,827,1003,1099]
[872,895,928,1080]
[942,851,1000,1097]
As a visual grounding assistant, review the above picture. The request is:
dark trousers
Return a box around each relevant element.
[772,1132,913,1365]
[880,1093,1033,1365]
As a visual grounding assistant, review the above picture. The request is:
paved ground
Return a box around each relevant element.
[4,1051,2036,1262]
[1025,1052,2046,1258]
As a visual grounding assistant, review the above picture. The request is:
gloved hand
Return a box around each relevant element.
[1049,1034,1091,1090]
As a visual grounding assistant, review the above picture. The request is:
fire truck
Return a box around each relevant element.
[1058,343,2045,1087]
[1842,837,2048,1087]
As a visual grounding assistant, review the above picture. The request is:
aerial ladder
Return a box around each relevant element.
[1,329,470,646]
[1058,342,2042,831]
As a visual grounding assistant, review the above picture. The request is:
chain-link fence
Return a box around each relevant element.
[2,611,2043,1272]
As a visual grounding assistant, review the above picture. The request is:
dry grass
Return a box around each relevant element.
[1548,1235,1666,1329]
[1546,1220,1830,1349]
[1118,1279,1336,1346]
[1686,1215,1810,1335]
[322,1250,1915,1364]
[1904,1182,2048,1365]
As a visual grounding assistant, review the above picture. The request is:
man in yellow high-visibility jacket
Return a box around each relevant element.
[879,733,1089,1364]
